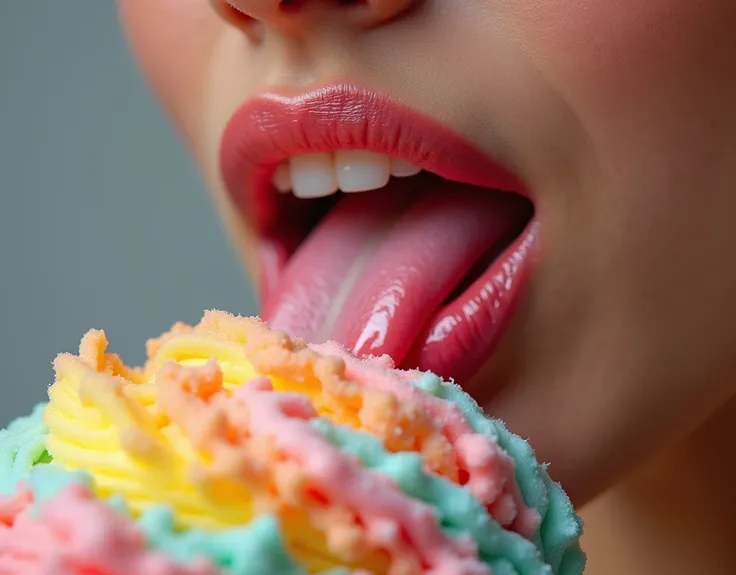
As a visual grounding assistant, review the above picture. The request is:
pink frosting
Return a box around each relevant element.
[234,377,492,575]
[310,342,541,538]
[0,484,221,575]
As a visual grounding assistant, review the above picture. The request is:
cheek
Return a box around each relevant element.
[117,0,224,153]
[503,0,735,132]
[504,0,736,223]
[508,0,726,82]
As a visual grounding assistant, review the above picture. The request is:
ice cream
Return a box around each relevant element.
[0,311,585,574]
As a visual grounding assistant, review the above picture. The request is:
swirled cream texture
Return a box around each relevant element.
[0,311,585,575]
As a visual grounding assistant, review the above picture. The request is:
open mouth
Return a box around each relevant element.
[220,84,536,383]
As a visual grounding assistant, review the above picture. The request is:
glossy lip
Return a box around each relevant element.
[219,83,537,381]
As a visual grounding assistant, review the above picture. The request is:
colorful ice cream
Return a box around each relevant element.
[0,311,585,575]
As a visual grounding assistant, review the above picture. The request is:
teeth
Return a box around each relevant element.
[272,151,422,197]
[272,163,291,193]
[335,150,391,193]
[289,153,339,199]
[390,157,422,178]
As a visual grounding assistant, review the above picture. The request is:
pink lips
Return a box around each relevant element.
[220,84,536,383]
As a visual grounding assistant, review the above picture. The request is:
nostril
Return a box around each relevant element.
[213,0,254,25]
[279,0,306,12]
[215,0,409,32]
[279,0,368,11]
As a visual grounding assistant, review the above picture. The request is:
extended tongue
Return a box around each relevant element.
[262,177,530,380]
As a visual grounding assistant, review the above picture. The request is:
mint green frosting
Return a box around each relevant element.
[138,507,305,575]
[413,373,585,575]
[0,402,50,495]
[140,508,349,575]
[312,418,552,575]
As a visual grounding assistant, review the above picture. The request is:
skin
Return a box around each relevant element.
[118,1,736,572]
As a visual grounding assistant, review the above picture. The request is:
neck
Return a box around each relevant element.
[581,397,736,574]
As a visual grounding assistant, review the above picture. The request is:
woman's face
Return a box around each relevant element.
[119,0,736,503]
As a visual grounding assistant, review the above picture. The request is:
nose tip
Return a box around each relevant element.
[222,0,415,32]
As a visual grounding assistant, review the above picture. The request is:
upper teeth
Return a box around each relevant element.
[272,151,422,198]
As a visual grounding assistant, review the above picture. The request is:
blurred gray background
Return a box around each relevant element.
[0,3,257,425]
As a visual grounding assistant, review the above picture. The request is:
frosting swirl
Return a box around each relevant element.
[0,311,584,575]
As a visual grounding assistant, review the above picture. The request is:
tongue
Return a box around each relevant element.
[262,176,529,379]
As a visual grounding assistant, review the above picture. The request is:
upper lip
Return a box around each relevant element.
[219,83,526,235]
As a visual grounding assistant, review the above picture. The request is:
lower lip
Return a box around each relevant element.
[401,219,537,383]
[260,186,537,384]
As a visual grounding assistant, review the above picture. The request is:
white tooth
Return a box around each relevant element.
[272,162,292,193]
[290,153,339,198]
[390,157,422,178]
[335,150,391,193]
